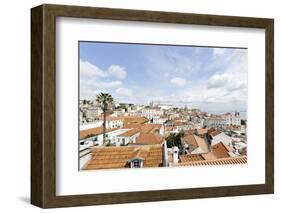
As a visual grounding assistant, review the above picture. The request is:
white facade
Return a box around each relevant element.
[158,104,174,110]
[159,125,165,136]
[80,120,103,130]
[105,128,129,145]
[204,118,227,128]
[151,115,167,124]
[106,118,123,129]
[141,108,164,120]
[223,112,241,126]
[113,108,126,116]
[79,148,92,170]
[172,146,179,165]
[86,106,102,118]
[116,132,140,146]
[80,128,129,146]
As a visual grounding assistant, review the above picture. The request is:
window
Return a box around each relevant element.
[132,160,141,168]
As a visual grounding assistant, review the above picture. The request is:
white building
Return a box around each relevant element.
[113,108,126,116]
[158,104,175,110]
[203,117,227,129]
[141,108,164,120]
[116,129,140,146]
[79,147,92,170]
[80,120,103,130]
[105,116,124,128]
[80,127,128,146]
[222,112,241,126]
[150,115,168,124]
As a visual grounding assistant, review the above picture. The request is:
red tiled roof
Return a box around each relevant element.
[212,142,233,158]
[185,129,196,135]
[182,134,209,153]
[174,121,184,126]
[140,124,162,134]
[123,116,148,125]
[106,116,124,121]
[178,156,247,167]
[80,127,117,140]
[123,123,162,134]
[180,154,204,162]
[179,152,217,163]
[201,152,217,160]
[84,145,163,170]
[118,128,140,137]
[135,133,163,145]
[196,128,209,135]
[208,129,221,137]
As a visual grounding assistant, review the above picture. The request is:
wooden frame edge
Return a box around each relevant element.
[31,5,44,208]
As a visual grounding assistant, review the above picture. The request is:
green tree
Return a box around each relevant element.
[96,93,114,145]
[166,132,184,148]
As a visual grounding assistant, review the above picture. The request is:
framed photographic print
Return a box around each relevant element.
[31,4,274,208]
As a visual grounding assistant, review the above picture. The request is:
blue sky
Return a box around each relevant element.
[79,42,247,113]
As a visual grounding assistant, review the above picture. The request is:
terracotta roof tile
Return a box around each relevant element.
[123,123,162,134]
[212,142,233,158]
[118,128,140,137]
[182,134,209,153]
[180,152,218,163]
[123,116,148,125]
[201,152,217,160]
[80,127,117,140]
[84,145,163,170]
[208,129,221,137]
[180,154,205,163]
[196,128,209,135]
[135,133,163,145]
[185,129,196,135]
[178,156,247,167]
[143,146,163,167]
[106,116,124,121]
[174,121,184,126]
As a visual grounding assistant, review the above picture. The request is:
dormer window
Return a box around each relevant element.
[132,160,141,168]
[128,158,144,168]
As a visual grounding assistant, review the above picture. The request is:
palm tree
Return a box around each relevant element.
[96,93,114,145]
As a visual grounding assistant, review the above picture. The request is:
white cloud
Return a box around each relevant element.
[115,87,133,97]
[107,65,127,80]
[80,59,107,77]
[80,60,127,99]
[207,73,232,89]
[170,77,188,87]
[80,60,127,80]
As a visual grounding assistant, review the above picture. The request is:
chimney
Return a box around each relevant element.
[163,140,169,167]
[172,146,179,165]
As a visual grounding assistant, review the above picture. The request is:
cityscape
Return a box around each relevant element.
[79,42,247,170]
